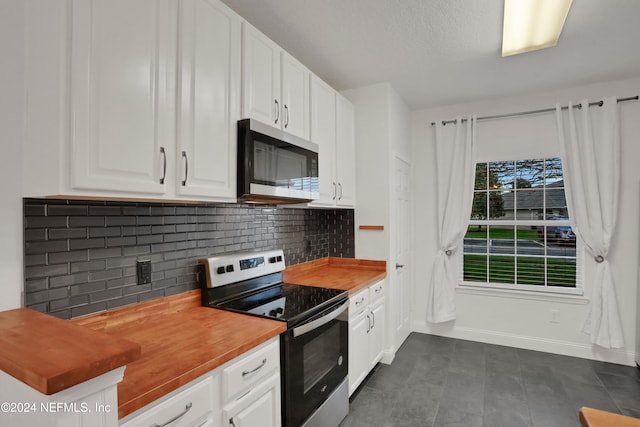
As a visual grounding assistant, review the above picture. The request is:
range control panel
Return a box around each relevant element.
[199,250,286,288]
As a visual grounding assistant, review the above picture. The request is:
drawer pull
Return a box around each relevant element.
[150,402,192,427]
[242,358,267,377]
[374,287,382,293]
[355,297,365,306]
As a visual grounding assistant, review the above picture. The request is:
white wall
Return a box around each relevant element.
[411,77,640,365]
[0,0,25,310]
[342,83,392,262]
[342,82,412,359]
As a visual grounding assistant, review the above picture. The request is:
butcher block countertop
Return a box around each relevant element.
[579,407,640,427]
[70,290,286,419]
[284,257,387,295]
[0,256,382,420]
[0,308,141,395]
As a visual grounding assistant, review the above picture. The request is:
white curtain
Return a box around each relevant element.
[426,116,476,323]
[555,98,624,348]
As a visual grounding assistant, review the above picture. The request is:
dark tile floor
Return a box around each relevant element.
[340,333,640,427]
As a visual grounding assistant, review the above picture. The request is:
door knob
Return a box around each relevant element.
[395,263,405,269]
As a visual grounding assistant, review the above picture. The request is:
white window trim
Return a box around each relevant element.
[459,239,584,295]
[455,283,589,305]
[462,158,584,296]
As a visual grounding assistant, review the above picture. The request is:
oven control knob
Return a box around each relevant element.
[338,355,343,366]
[216,266,225,274]
[226,264,234,273]
[269,257,276,263]
[277,255,282,262]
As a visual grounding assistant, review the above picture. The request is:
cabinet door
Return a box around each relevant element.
[120,376,215,427]
[70,0,172,194]
[369,300,385,369]
[335,95,356,207]
[348,311,370,396]
[223,374,281,427]
[177,0,240,200]
[242,24,281,127]
[280,52,310,140]
[309,75,337,206]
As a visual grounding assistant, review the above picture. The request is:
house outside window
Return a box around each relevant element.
[461,157,582,293]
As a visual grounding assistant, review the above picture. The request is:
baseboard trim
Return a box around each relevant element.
[411,320,636,366]
[380,345,396,365]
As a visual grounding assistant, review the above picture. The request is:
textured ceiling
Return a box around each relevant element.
[219,0,640,110]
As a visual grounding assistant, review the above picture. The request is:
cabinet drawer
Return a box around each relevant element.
[223,340,279,402]
[120,376,214,427]
[349,289,369,317]
[369,280,385,303]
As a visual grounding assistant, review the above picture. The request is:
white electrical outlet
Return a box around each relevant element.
[550,309,560,324]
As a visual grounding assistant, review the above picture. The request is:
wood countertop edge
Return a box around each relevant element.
[343,271,388,295]
[579,406,640,427]
[0,308,142,395]
[118,324,285,419]
[285,257,386,274]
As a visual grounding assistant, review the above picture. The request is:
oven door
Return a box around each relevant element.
[238,118,319,203]
[281,300,348,427]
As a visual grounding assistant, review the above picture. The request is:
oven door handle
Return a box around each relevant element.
[292,300,348,337]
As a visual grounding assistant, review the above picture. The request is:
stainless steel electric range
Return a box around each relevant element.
[198,250,349,427]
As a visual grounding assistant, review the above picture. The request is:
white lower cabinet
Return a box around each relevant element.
[348,280,385,396]
[120,338,280,427]
[221,338,281,427]
[120,376,216,427]
[222,373,280,427]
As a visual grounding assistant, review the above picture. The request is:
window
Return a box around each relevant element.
[462,158,582,293]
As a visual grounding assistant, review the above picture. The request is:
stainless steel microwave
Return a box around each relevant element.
[237,119,319,204]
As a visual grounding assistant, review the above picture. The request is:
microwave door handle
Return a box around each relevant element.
[292,300,348,337]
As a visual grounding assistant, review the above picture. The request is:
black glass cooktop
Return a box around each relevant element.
[213,283,347,327]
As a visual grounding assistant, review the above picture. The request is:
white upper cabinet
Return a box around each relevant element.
[310,75,337,205]
[70,0,173,195]
[24,0,243,202]
[241,23,310,140]
[280,53,310,139]
[176,0,240,201]
[241,24,281,127]
[309,81,356,209]
[335,94,356,207]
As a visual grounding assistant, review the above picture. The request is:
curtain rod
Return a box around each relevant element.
[430,95,639,126]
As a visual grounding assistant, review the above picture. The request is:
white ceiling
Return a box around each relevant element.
[219,0,640,110]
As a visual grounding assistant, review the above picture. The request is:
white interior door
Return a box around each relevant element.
[394,157,412,349]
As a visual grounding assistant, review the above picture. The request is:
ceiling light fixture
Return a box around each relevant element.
[502,0,573,57]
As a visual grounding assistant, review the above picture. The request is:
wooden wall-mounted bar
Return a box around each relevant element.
[359,225,384,231]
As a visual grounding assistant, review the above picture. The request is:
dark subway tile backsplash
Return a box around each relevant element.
[23,199,354,319]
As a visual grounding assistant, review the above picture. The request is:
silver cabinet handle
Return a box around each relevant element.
[332,182,337,200]
[181,151,188,186]
[366,314,371,333]
[338,183,343,200]
[354,297,365,306]
[396,263,405,269]
[371,310,375,330]
[229,418,236,427]
[374,286,382,294]
[242,358,267,377]
[150,402,192,427]
[159,147,167,184]
[284,104,289,128]
[274,99,279,124]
